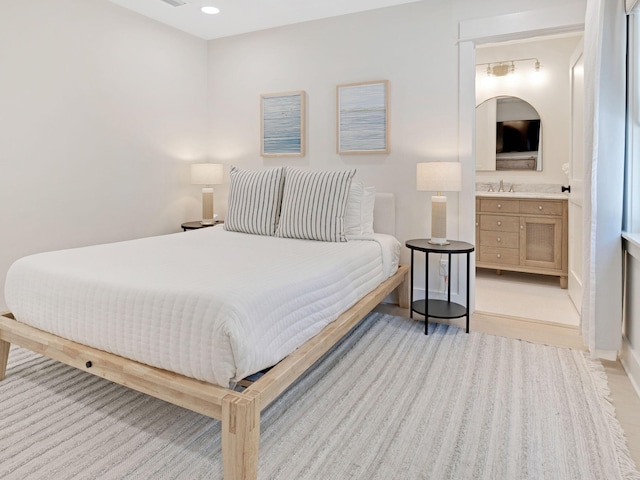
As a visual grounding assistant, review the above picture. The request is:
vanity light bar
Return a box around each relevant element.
[477,58,541,77]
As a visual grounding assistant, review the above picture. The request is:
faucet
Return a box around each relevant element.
[498,179,504,192]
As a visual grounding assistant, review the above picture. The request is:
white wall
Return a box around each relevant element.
[206,0,584,298]
[0,0,208,311]
[475,35,583,186]
[207,1,460,298]
[623,243,640,395]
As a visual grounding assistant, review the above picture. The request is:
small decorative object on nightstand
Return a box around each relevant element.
[181,220,223,232]
[406,239,474,335]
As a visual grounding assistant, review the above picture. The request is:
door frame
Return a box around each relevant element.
[568,39,586,312]
[457,4,586,313]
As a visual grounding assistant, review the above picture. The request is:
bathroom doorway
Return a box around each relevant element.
[473,33,583,327]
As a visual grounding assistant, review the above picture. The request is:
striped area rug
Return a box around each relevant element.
[1,313,639,479]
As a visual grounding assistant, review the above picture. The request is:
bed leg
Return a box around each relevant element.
[222,393,260,480]
[397,269,410,310]
[0,340,9,381]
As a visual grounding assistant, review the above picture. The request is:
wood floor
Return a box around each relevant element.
[374,304,640,468]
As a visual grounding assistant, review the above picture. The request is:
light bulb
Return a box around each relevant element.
[201,6,220,14]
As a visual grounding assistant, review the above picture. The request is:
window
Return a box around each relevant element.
[625,14,640,233]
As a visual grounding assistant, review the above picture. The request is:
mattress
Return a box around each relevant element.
[4,227,400,388]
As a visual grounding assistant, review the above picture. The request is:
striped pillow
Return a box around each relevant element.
[276,168,356,242]
[224,166,285,236]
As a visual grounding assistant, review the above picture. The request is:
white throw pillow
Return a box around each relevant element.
[277,167,356,242]
[224,166,285,236]
[344,182,365,236]
[344,183,376,237]
[361,186,376,235]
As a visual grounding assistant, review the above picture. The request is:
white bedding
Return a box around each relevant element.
[4,227,400,387]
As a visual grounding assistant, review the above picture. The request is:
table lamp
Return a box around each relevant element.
[191,163,223,225]
[416,162,462,245]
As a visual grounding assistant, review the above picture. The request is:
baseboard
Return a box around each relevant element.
[620,335,640,400]
[594,349,618,362]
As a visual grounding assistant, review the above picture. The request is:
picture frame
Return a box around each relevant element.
[337,80,389,154]
[261,91,306,157]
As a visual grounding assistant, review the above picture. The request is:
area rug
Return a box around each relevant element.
[1,313,639,479]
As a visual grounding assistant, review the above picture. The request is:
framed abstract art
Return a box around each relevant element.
[337,80,389,154]
[261,91,306,157]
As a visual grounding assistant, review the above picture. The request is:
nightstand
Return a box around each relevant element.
[405,239,474,335]
[181,220,223,231]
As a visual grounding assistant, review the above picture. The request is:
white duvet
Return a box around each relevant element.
[4,227,400,388]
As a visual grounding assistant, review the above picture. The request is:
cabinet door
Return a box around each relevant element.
[519,216,563,270]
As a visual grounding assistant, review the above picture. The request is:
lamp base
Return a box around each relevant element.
[201,187,214,225]
[200,213,219,226]
[428,238,450,245]
[430,195,448,245]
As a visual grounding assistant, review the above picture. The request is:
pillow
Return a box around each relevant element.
[224,166,285,236]
[276,167,356,242]
[345,183,376,237]
[361,186,376,235]
[344,182,365,236]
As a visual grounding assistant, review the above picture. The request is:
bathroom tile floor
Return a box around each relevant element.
[475,268,580,327]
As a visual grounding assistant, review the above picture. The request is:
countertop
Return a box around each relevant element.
[476,191,568,200]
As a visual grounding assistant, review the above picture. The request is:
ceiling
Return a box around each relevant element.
[109,0,423,41]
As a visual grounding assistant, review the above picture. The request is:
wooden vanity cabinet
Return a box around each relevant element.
[475,196,568,288]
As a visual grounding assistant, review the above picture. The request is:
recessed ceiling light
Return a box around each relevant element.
[201,6,220,14]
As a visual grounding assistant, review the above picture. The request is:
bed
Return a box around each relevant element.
[0,167,409,479]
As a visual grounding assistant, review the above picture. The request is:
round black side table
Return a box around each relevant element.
[405,239,475,335]
[181,221,223,231]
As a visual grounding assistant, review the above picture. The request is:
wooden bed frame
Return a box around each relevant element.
[0,264,409,480]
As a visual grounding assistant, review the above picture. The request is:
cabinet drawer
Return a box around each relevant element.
[479,230,519,248]
[478,246,520,266]
[479,199,519,214]
[479,215,520,232]
[519,200,563,216]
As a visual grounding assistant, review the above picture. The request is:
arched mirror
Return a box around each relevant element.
[476,96,542,171]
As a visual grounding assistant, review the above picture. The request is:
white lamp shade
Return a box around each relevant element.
[191,163,223,185]
[416,162,462,192]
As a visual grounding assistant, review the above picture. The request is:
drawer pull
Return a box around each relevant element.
[497,221,502,226]
[538,205,543,210]
[497,237,501,242]
[496,253,501,258]
[476,222,479,227]
[520,225,524,230]
[497,204,502,209]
